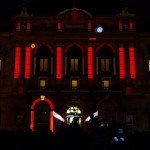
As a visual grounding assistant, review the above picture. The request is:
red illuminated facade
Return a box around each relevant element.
[0,7,150,133]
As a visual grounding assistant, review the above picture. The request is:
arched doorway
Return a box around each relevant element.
[30,96,54,132]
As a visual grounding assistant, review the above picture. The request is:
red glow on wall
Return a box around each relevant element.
[58,20,61,30]
[88,47,93,79]
[14,47,21,78]
[27,20,31,30]
[56,47,61,79]
[17,21,21,30]
[89,38,96,40]
[88,20,91,30]
[25,47,31,78]
[129,47,136,79]
[119,20,122,31]
[129,20,133,30]
[119,47,125,79]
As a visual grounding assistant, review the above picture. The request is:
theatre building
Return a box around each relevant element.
[0,7,150,133]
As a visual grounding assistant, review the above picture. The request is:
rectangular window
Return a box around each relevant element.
[101,59,109,72]
[129,20,133,30]
[40,79,46,89]
[17,21,21,31]
[71,58,78,72]
[72,80,77,89]
[27,20,31,31]
[149,60,150,72]
[103,80,109,89]
[119,20,122,31]
[40,59,48,72]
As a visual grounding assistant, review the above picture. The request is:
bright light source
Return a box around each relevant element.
[114,137,119,142]
[53,111,65,122]
[31,43,36,49]
[95,27,103,33]
[120,137,124,142]
[85,111,98,121]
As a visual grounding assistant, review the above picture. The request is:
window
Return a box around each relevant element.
[101,59,109,72]
[40,80,46,89]
[71,80,77,89]
[40,59,48,72]
[103,80,109,89]
[148,60,150,72]
[71,58,78,72]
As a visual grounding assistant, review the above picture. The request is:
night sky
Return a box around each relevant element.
[0,0,149,32]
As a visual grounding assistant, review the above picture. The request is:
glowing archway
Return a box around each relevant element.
[34,44,54,53]
[30,96,54,132]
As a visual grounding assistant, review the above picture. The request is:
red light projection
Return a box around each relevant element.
[27,20,31,30]
[17,21,21,30]
[129,20,133,30]
[129,47,136,79]
[25,47,31,78]
[56,47,61,79]
[58,20,61,30]
[14,47,21,79]
[88,47,93,79]
[119,20,122,31]
[88,20,91,30]
[119,47,125,79]
[89,38,96,40]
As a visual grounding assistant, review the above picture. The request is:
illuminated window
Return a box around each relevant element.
[119,20,123,31]
[40,59,48,72]
[149,60,150,72]
[25,47,31,78]
[27,20,31,31]
[56,47,61,79]
[103,80,109,89]
[88,47,93,79]
[72,80,77,89]
[71,58,78,72]
[40,80,46,89]
[119,47,125,79]
[101,59,109,72]
[17,21,21,31]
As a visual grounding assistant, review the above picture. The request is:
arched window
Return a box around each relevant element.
[98,46,113,75]
[36,46,51,75]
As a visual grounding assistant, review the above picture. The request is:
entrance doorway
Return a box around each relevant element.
[66,106,82,126]
[30,97,54,132]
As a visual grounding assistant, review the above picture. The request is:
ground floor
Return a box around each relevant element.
[0,93,150,133]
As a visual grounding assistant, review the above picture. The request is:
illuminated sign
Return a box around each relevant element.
[53,111,65,122]
[85,111,98,122]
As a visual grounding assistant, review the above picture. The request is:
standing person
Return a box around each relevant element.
[107,115,120,148]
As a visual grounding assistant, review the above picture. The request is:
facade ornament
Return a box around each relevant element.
[116,7,134,17]
[16,7,32,17]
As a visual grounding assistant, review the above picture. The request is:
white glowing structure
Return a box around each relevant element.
[53,111,65,122]
[95,27,103,33]
[85,111,98,122]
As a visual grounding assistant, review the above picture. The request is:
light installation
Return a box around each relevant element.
[30,96,54,132]
[31,43,35,49]
[119,47,125,79]
[25,47,31,78]
[129,47,136,79]
[129,20,133,30]
[17,21,21,31]
[27,20,31,30]
[119,20,123,31]
[53,111,65,122]
[85,111,98,122]
[56,47,61,79]
[88,20,91,30]
[14,47,21,78]
[88,47,93,79]
[89,38,96,40]
[58,20,61,30]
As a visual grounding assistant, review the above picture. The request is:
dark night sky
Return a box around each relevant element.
[0,0,149,32]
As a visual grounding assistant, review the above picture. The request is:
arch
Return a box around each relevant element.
[64,43,85,53]
[57,8,93,19]
[34,44,54,53]
[96,43,115,54]
[30,97,54,132]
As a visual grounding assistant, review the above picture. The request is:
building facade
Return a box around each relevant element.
[0,7,149,133]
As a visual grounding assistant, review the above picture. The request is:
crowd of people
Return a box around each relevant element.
[0,115,149,150]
